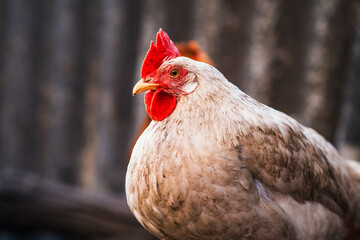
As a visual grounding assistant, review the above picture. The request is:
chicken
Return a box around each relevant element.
[125,29,360,240]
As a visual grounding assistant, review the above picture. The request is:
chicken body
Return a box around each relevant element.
[126,57,360,239]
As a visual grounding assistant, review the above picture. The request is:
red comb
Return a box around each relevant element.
[141,29,181,79]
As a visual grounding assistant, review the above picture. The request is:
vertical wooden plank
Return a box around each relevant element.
[337,1,360,161]
[192,0,222,61]
[94,0,143,193]
[0,0,8,165]
[240,0,280,104]
[0,0,40,174]
[28,0,56,177]
[219,0,255,87]
[299,0,357,142]
[193,0,255,87]
[44,0,85,184]
[93,0,124,192]
[111,0,143,192]
[267,0,313,116]
[77,0,102,191]
[162,0,195,41]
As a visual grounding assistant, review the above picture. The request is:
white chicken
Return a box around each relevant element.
[126,29,360,240]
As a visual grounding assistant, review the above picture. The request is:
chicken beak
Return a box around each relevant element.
[132,80,160,96]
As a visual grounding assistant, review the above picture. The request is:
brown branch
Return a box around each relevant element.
[0,173,155,239]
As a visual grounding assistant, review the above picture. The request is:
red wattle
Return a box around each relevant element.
[144,90,154,116]
[144,89,177,121]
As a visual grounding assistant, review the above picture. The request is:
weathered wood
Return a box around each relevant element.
[94,0,143,193]
[0,0,43,175]
[193,0,255,88]
[299,0,358,143]
[337,1,360,161]
[266,0,312,115]
[0,173,155,239]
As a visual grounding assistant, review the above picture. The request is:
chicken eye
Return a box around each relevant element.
[169,68,180,78]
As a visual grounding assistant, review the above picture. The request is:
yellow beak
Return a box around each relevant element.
[132,80,160,96]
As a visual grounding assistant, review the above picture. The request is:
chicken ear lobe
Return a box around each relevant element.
[182,80,198,95]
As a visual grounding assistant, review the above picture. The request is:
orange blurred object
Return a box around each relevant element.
[176,41,214,66]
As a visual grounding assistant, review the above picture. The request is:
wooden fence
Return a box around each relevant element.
[0,0,359,239]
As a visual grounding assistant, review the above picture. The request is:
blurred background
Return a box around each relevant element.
[0,0,359,239]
